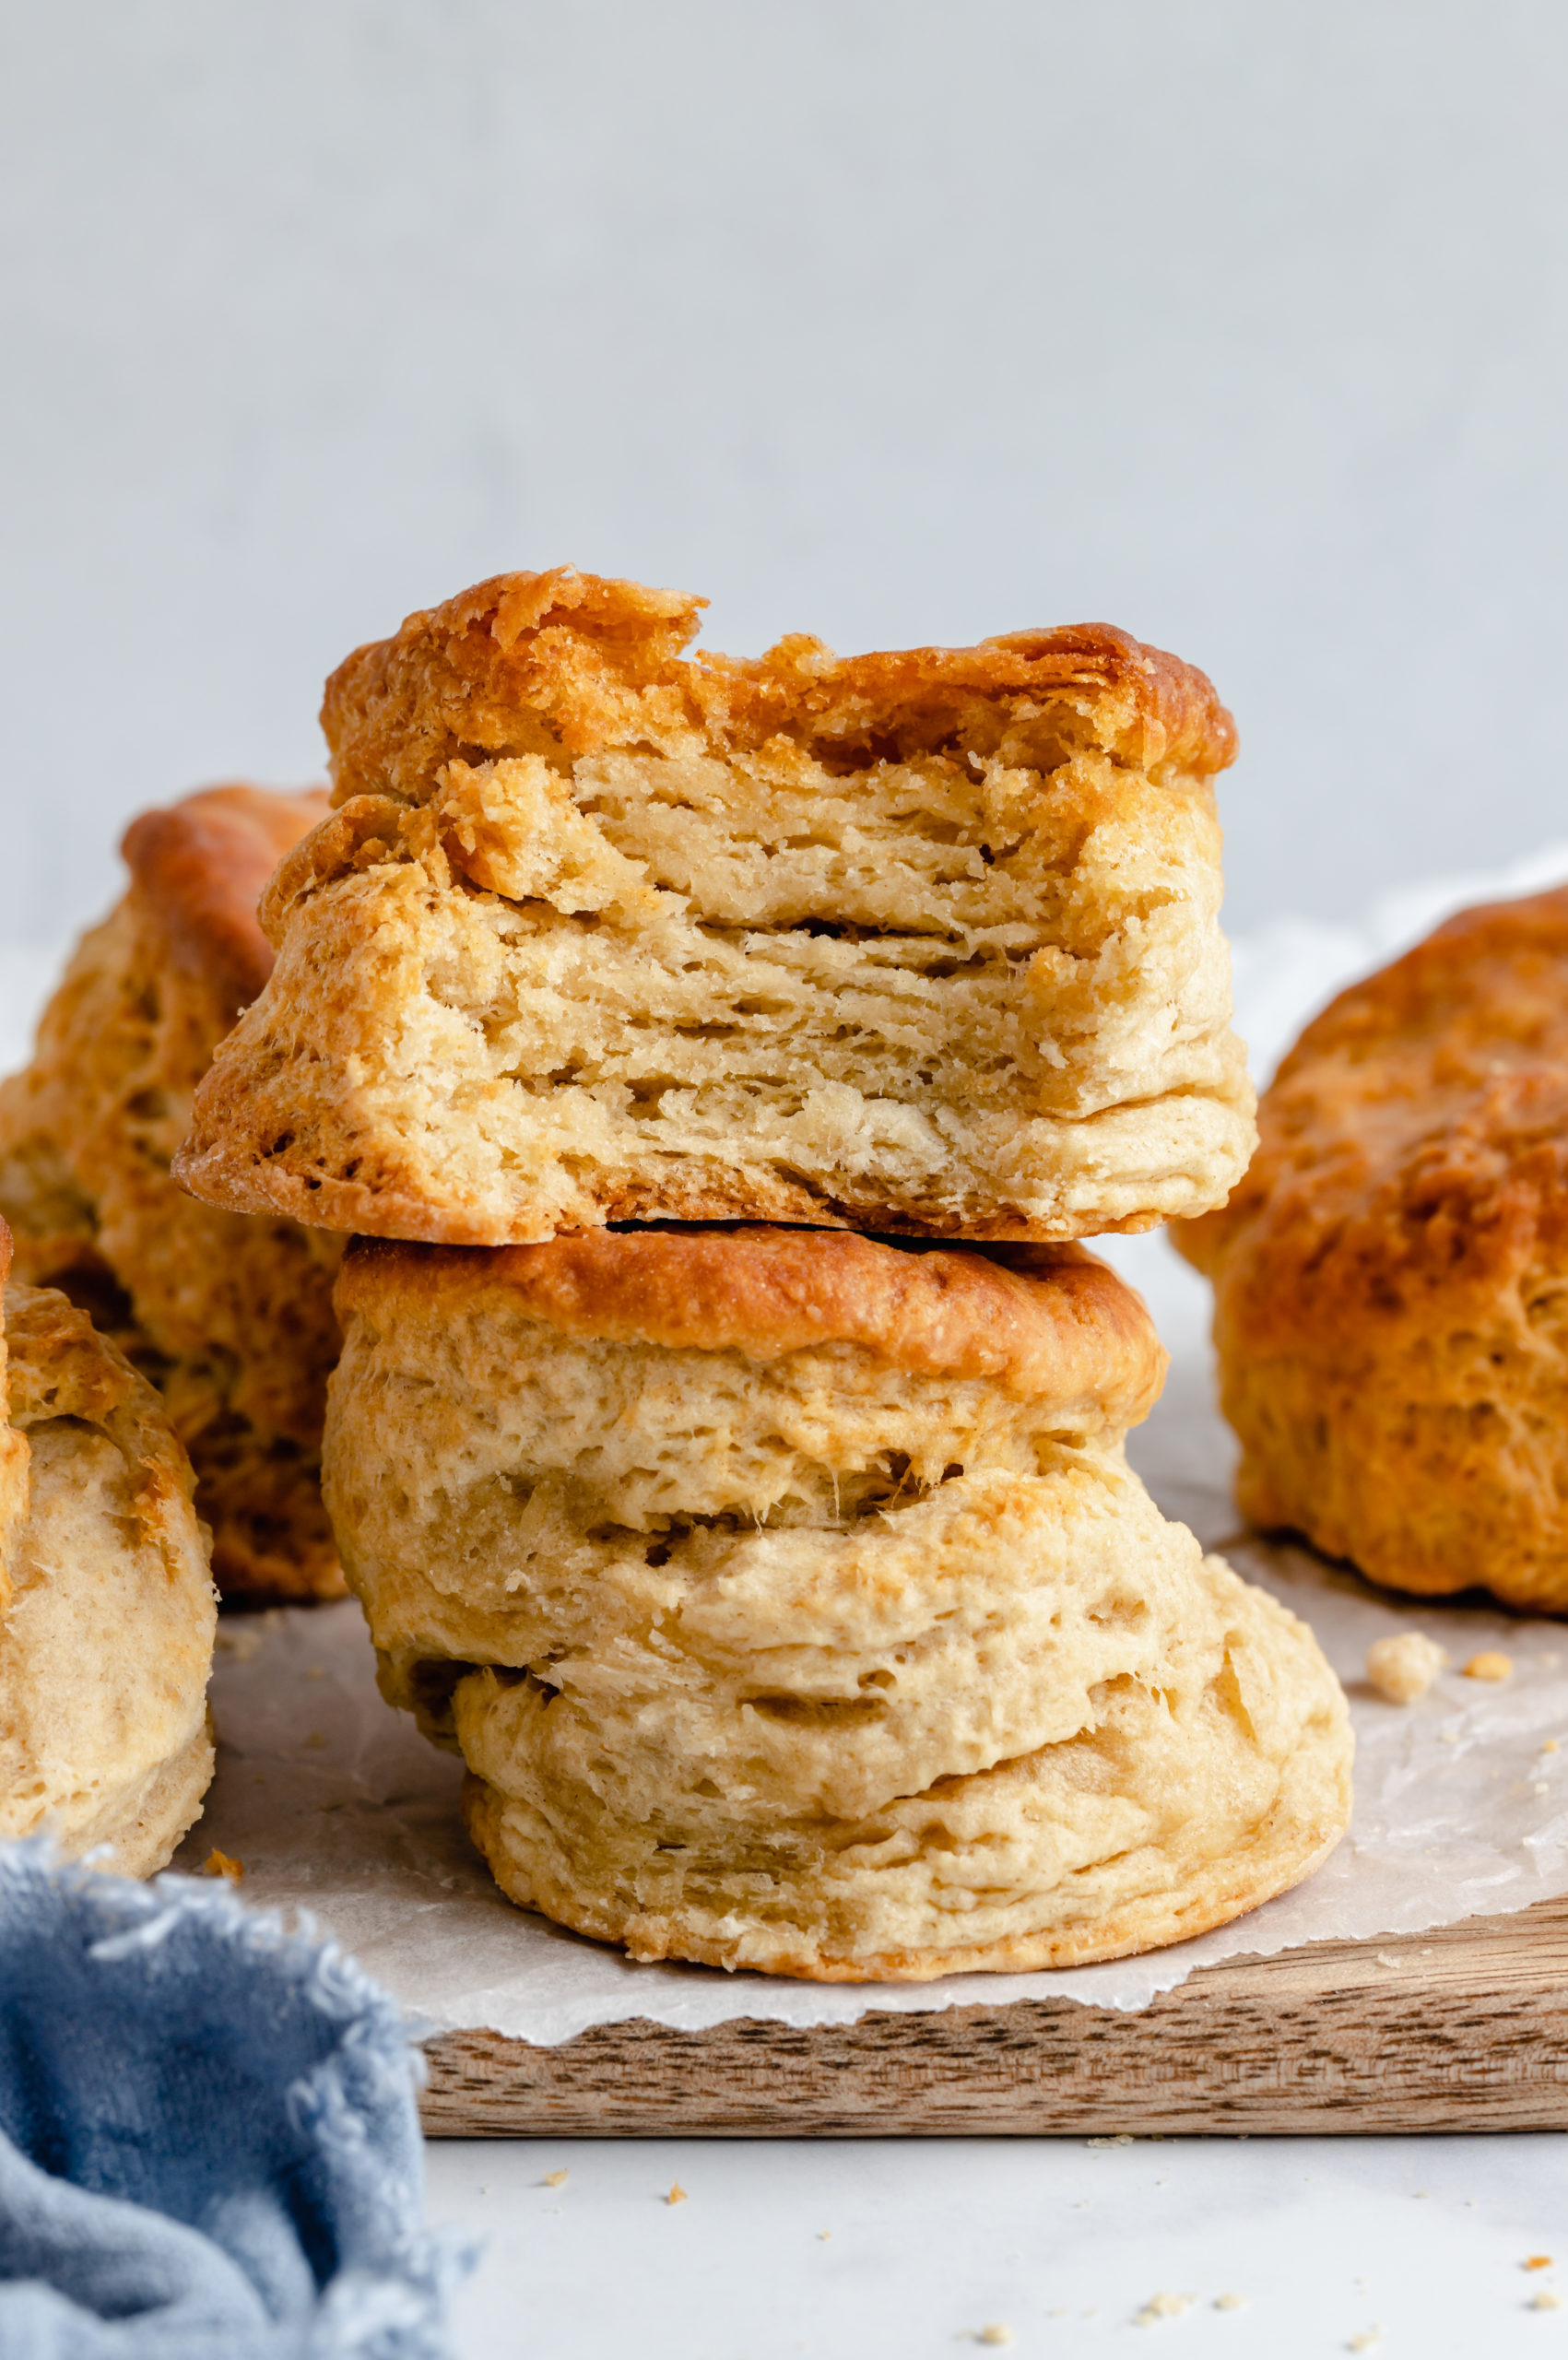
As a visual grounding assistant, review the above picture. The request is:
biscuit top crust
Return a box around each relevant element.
[321,567,1237,806]
[337,1226,1168,1424]
[119,784,331,1015]
[1180,880,1568,1292]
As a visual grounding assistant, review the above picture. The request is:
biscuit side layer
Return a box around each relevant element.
[459,1560,1350,1980]
[335,1229,1168,1425]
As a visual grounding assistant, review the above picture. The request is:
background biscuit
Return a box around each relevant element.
[1,1274,216,1874]
[0,785,345,1601]
[1179,883,1568,1611]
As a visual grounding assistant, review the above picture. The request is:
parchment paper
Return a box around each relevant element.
[9,847,1568,2042]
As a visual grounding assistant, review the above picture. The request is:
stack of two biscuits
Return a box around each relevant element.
[177,568,1352,1981]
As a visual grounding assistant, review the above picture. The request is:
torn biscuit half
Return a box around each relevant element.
[176,568,1256,1246]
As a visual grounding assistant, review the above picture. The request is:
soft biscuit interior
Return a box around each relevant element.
[429,715,1239,1119]
[303,730,1243,1232]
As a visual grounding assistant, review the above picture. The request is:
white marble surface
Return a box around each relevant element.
[425,2130,1568,2359]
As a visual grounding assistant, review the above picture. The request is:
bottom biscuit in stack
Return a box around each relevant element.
[324,1227,1351,1980]
[0,1220,217,1874]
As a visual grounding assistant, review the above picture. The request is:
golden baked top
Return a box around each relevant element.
[337,1226,1168,1423]
[321,567,1238,806]
[120,784,330,1015]
[1179,881,1568,1309]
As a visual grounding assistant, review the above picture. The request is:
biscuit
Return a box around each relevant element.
[1178,883,1568,1611]
[0,1245,216,1875]
[174,569,1256,1245]
[0,1225,29,1614]
[0,785,346,1601]
[324,1227,1350,1979]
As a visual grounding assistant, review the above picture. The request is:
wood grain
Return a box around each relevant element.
[419,1894,1568,2136]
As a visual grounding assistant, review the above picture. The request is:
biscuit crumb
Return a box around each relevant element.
[1365,1632,1447,1704]
[215,1625,265,1661]
[1525,2257,1554,2271]
[1439,1727,1462,1744]
[1374,1953,1402,1971]
[818,2230,831,2241]
[1538,1783,1552,1798]
[1531,2292,1562,2312]
[1465,1650,1514,1682]
[1542,1740,1561,1754]
[305,1664,326,1681]
[202,1849,243,1882]
[1134,2293,1195,2325]
[1347,2330,1383,2354]
[303,1730,328,1749]
[540,2169,568,2188]
[1214,2293,1246,2311]
[977,2329,1013,2347]
[1087,2132,1135,2147]
[666,2182,688,2205]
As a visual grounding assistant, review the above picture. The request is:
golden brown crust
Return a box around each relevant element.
[1177,882,1568,1609]
[322,566,1238,808]
[120,784,329,1014]
[0,785,345,1603]
[337,1228,1169,1423]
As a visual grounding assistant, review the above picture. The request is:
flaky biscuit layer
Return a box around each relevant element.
[1,1280,215,1875]
[175,571,1255,1245]
[1178,883,1568,1611]
[324,1230,1350,1979]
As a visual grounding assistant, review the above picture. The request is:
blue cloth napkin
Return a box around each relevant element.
[0,1844,460,2358]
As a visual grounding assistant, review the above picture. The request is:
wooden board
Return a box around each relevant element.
[420,1893,1568,2136]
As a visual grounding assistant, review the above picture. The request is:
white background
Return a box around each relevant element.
[6,8,1568,2355]
[4,1,1568,950]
